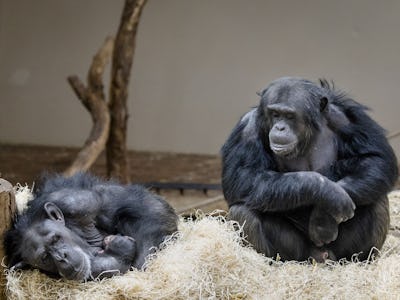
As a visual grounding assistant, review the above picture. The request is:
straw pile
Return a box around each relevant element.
[5,191,400,300]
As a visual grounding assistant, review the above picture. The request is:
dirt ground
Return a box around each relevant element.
[0,144,227,214]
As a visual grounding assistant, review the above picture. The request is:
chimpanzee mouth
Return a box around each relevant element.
[270,142,297,156]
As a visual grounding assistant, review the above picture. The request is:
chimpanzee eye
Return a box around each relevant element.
[271,111,280,118]
[286,113,295,120]
[41,252,50,264]
[51,234,61,244]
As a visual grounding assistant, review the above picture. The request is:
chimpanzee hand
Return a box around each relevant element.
[319,180,355,223]
[308,207,338,247]
[103,235,136,260]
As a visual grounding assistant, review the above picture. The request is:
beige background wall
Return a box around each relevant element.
[1,0,400,157]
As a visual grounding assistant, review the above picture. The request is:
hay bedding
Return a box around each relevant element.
[5,191,400,300]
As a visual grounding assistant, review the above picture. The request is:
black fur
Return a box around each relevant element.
[221,77,398,261]
[4,172,178,279]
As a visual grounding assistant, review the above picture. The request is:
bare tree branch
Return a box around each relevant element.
[67,75,90,110]
[88,36,114,101]
[64,37,114,176]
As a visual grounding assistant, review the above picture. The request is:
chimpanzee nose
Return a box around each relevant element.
[276,124,286,131]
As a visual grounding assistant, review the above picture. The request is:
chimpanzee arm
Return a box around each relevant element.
[221,113,354,218]
[336,134,398,206]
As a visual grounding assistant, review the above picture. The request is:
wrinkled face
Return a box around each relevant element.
[260,77,324,158]
[20,218,92,281]
[266,103,304,157]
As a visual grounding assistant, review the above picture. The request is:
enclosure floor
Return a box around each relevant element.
[0,144,227,214]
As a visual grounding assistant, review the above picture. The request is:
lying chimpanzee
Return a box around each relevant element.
[4,173,178,281]
[221,77,398,262]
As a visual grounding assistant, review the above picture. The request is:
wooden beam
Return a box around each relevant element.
[0,179,16,300]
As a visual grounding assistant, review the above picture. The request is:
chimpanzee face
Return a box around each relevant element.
[260,77,327,158]
[266,103,304,157]
[18,203,92,281]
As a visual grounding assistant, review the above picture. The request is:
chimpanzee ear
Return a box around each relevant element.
[320,97,328,112]
[44,202,65,224]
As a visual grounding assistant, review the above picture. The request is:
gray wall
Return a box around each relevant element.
[1,0,400,156]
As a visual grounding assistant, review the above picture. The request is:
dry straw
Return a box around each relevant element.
[5,191,400,299]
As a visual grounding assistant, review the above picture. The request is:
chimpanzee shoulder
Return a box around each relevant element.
[36,172,104,194]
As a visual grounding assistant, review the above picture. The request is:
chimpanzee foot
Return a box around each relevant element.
[310,248,336,263]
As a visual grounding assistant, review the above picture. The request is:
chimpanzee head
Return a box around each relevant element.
[5,202,92,281]
[258,77,329,158]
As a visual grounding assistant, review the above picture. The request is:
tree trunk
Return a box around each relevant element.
[107,0,147,183]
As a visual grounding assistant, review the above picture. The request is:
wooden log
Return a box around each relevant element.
[0,179,16,300]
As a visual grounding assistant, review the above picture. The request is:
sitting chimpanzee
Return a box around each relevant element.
[221,77,398,262]
[4,173,178,281]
